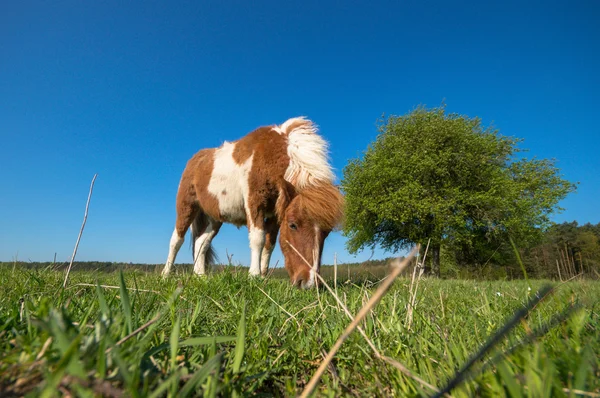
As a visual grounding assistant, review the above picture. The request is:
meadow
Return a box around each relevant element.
[1,262,598,397]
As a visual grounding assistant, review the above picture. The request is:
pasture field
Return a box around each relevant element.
[1,264,599,397]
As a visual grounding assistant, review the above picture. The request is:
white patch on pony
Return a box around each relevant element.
[301,269,316,289]
[277,117,335,189]
[248,227,265,276]
[301,225,320,289]
[207,141,253,226]
[313,225,321,270]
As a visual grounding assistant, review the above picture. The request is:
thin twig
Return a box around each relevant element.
[528,273,582,314]
[439,290,445,320]
[562,388,600,397]
[320,346,340,380]
[478,304,580,381]
[68,283,161,295]
[272,349,288,366]
[105,315,161,353]
[432,285,554,398]
[300,247,419,398]
[279,302,319,335]
[63,174,97,288]
[36,337,53,360]
[72,322,95,329]
[556,259,563,282]
[286,241,438,393]
[407,239,430,329]
[317,266,438,392]
[334,252,338,298]
[256,285,300,328]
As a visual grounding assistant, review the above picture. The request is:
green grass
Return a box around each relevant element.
[1,265,599,397]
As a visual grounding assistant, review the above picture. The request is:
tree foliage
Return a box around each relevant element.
[341,105,577,275]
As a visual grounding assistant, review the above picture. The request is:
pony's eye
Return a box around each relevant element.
[289,222,297,230]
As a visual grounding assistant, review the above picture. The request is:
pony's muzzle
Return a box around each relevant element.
[293,267,316,289]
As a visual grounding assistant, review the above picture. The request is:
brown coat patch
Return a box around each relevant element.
[175,148,222,235]
[236,126,291,227]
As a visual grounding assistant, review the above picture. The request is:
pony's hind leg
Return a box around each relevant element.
[162,229,185,276]
[162,182,199,277]
[191,213,222,275]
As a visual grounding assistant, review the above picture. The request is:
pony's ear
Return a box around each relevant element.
[276,179,296,223]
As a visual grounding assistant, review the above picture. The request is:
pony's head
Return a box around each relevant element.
[277,183,344,288]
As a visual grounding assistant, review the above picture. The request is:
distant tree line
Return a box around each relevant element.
[2,226,597,281]
[0,261,163,273]
[441,221,600,279]
[0,257,395,274]
[522,221,599,279]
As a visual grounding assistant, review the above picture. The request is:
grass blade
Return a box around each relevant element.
[118,269,133,334]
[40,334,82,398]
[232,302,246,374]
[433,284,553,398]
[170,315,181,371]
[96,281,110,318]
[141,336,236,364]
[205,338,220,398]
[181,336,236,347]
[496,360,523,398]
[509,236,531,290]
[97,338,107,378]
[178,353,224,398]
[109,342,137,398]
[148,370,182,398]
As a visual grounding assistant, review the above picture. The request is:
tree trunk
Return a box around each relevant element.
[430,243,441,277]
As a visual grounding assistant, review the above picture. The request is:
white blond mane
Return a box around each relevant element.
[276,117,335,189]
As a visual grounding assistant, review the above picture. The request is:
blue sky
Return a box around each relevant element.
[1,0,598,266]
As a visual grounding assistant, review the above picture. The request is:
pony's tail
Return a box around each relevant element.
[190,213,219,267]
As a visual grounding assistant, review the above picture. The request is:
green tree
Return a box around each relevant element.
[341,105,577,276]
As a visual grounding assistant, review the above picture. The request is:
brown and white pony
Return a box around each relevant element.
[161,117,344,288]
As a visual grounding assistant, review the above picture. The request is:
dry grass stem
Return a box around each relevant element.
[256,285,301,328]
[562,388,600,397]
[69,283,161,295]
[204,295,226,311]
[286,241,438,393]
[271,349,287,366]
[300,246,422,398]
[406,239,430,329]
[36,337,53,360]
[106,315,162,353]
[279,302,319,335]
[440,290,446,319]
[63,173,97,288]
[334,252,338,298]
[433,285,554,398]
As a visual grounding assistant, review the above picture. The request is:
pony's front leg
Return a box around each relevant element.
[261,217,279,277]
[248,225,266,276]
